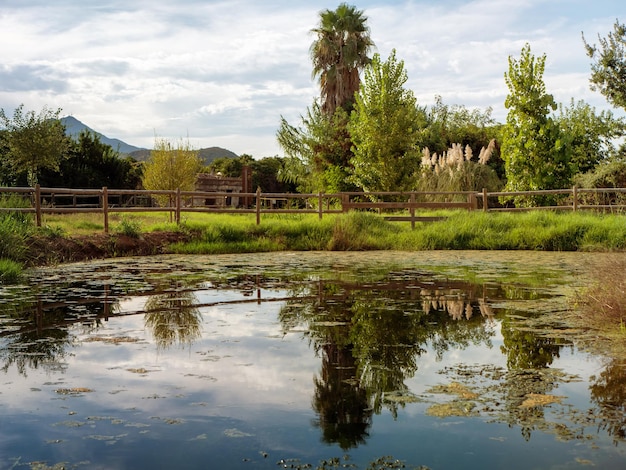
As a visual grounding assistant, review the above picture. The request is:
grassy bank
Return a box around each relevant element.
[28,209,626,254]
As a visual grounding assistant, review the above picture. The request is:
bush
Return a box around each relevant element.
[116,216,142,238]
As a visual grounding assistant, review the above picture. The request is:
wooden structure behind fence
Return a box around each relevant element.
[1,185,625,233]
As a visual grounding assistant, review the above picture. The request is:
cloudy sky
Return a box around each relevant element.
[0,0,621,157]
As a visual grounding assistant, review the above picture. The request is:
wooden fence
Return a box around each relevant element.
[1,185,625,232]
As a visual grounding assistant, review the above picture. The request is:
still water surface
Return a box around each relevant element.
[1,251,625,469]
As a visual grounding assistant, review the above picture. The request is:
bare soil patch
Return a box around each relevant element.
[26,231,190,265]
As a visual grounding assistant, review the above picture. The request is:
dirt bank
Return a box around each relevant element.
[26,231,190,265]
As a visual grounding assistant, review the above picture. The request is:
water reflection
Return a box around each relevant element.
[1,255,626,468]
[277,275,507,448]
[144,287,202,350]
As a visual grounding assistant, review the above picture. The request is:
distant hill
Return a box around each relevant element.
[61,116,238,164]
[129,147,238,165]
[61,116,145,155]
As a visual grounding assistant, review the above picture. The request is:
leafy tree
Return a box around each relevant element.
[556,99,624,174]
[142,137,202,206]
[501,44,572,205]
[39,130,142,189]
[0,104,70,186]
[310,3,374,116]
[277,102,354,192]
[583,19,626,111]
[348,50,422,192]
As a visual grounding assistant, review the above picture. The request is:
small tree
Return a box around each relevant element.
[142,137,202,206]
[348,50,422,193]
[502,44,572,206]
[0,104,70,186]
[556,99,624,174]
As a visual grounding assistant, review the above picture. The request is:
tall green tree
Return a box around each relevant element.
[0,104,70,186]
[277,102,354,192]
[583,19,626,111]
[348,50,422,192]
[502,44,572,204]
[310,3,374,116]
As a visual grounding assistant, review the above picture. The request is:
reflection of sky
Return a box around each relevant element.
[2,252,626,468]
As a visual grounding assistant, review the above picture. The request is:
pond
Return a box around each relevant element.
[1,251,625,469]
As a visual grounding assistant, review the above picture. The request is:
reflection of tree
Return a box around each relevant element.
[280,277,500,447]
[0,302,79,376]
[590,358,626,442]
[312,342,372,450]
[498,314,569,440]
[144,290,202,350]
[500,316,562,369]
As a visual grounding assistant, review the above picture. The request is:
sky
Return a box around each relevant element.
[0,0,622,157]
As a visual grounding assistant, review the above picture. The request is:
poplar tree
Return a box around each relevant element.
[502,44,572,205]
[348,50,422,192]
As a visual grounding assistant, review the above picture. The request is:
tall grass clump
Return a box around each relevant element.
[0,258,23,284]
[0,194,33,262]
[327,212,397,250]
[577,256,626,334]
[418,141,502,197]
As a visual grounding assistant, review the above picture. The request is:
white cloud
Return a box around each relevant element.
[0,0,622,157]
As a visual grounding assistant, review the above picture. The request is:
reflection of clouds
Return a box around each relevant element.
[2,300,318,417]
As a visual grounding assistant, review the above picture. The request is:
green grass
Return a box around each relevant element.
[18,209,626,255]
[0,258,23,284]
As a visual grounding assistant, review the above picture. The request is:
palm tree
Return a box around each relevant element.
[310,3,375,116]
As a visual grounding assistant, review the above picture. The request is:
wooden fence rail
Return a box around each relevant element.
[1,185,625,233]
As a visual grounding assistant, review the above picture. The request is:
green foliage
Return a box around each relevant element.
[310,3,374,115]
[348,50,422,192]
[277,103,355,192]
[583,19,626,111]
[40,130,142,189]
[556,99,625,173]
[502,44,573,205]
[0,258,23,284]
[142,137,202,205]
[0,104,71,186]
[116,216,142,238]
[0,193,33,262]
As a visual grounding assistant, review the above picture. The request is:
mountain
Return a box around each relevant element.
[61,116,145,155]
[61,116,239,164]
[129,147,238,165]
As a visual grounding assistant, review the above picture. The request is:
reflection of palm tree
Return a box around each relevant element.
[144,291,202,350]
[312,342,372,450]
[280,277,500,447]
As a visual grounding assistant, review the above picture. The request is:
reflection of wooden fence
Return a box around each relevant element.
[1,185,625,233]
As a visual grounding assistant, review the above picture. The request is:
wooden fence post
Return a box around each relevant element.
[318,192,323,219]
[103,187,109,233]
[176,188,181,224]
[341,193,348,213]
[256,187,261,225]
[482,188,488,212]
[34,184,41,227]
[572,185,578,212]
[410,192,416,229]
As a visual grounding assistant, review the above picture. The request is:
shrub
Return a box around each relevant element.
[116,216,142,238]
